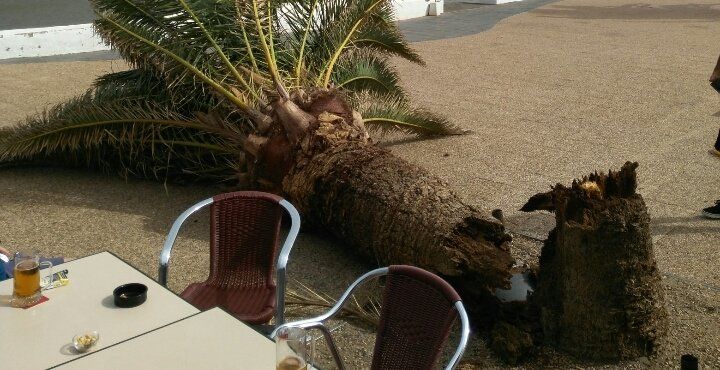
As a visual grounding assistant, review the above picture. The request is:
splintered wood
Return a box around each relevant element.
[523,162,668,361]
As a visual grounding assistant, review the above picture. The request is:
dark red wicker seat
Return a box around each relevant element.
[159,191,300,326]
[272,265,470,370]
[180,285,276,323]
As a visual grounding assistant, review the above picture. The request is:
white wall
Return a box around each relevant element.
[395,0,443,20]
[0,24,107,60]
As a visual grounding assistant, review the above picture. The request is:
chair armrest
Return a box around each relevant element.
[158,197,213,286]
[270,267,389,370]
[273,267,387,335]
[313,267,389,324]
[274,199,301,327]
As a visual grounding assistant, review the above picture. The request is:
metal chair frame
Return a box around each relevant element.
[159,194,300,327]
[271,267,471,370]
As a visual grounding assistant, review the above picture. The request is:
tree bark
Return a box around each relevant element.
[524,162,667,361]
[268,91,514,294]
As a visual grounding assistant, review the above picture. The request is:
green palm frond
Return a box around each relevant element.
[353,26,423,65]
[93,68,224,114]
[92,0,424,101]
[0,90,237,182]
[355,93,464,137]
[273,0,424,85]
[94,69,162,94]
[93,69,171,104]
[304,0,399,86]
[332,51,403,96]
[274,0,321,84]
[352,0,423,64]
[91,0,265,111]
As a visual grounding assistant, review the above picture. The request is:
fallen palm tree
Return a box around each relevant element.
[0,0,513,302]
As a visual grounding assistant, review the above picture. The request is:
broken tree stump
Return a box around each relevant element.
[522,162,667,361]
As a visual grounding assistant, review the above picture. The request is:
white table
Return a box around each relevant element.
[0,251,200,369]
[53,307,275,369]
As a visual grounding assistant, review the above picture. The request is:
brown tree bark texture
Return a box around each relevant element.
[282,130,514,291]
[532,162,667,361]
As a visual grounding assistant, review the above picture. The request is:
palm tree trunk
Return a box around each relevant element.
[277,99,514,293]
[241,91,514,303]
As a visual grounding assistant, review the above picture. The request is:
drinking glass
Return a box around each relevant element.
[275,326,314,370]
[12,252,53,308]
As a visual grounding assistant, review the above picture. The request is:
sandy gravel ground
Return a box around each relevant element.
[1,0,719,368]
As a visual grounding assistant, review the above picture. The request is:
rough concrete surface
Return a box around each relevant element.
[1,0,719,368]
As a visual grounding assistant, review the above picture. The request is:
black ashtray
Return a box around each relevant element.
[113,283,148,308]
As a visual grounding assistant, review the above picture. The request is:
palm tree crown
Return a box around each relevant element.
[0,0,461,183]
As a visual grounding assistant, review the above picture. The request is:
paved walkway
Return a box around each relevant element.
[0,0,718,367]
[401,0,556,42]
[0,0,94,30]
[391,0,720,365]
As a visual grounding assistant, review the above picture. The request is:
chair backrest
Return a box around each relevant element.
[371,265,462,370]
[207,191,284,289]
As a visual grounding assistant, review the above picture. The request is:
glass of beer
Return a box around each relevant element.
[12,252,53,308]
[275,326,313,370]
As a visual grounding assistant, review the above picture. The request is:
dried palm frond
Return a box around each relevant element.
[286,279,381,327]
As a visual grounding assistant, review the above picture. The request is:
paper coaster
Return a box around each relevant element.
[21,295,49,309]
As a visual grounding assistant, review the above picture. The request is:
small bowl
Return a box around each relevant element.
[73,331,100,353]
[113,283,148,308]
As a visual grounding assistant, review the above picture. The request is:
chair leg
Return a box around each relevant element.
[315,325,347,370]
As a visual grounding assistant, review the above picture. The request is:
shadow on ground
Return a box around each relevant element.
[0,165,372,296]
[0,166,219,239]
[534,3,720,21]
[652,215,720,236]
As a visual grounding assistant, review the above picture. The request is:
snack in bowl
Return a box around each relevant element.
[72,331,99,353]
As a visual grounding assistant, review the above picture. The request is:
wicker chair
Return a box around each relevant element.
[272,265,470,370]
[158,191,300,327]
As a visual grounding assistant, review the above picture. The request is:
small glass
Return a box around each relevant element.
[274,326,314,370]
[73,331,100,353]
[12,252,53,308]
